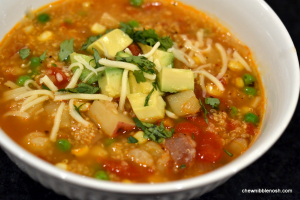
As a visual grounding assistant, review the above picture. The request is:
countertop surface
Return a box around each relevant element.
[0,0,299,199]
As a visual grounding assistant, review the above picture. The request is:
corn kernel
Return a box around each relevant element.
[74,101,91,112]
[90,146,108,158]
[38,31,53,41]
[228,60,244,72]
[206,84,223,96]
[23,26,34,34]
[241,106,253,114]
[192,56,200,64]
[235,77,245,88]
[133,131,147,144]
[55,162,68,170]
[71,146,89,157]
[91,23,106,35]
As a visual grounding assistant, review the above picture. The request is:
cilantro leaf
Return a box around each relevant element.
[58,39,74,62]
[144,88,154,107]
[133,118,174,143]
[92,48,103,68]
[133,70,146,83]
[115,52,156,74]
[39,50,47,61]
[19,48,31,60]
[80,34,102,50]
[58,82,99,94]
[159,36,174,51]
[120,22,135,38]
[42,84,50,90]
[179,164,186,169]
[205,98,220,109]
[127,136,138,143]
[223,148,233,157]
[74,103,85,117]
[199,99,208,124]
[52,63,57,67]
[128,20,139,28]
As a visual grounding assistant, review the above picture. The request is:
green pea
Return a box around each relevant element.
[128,20,139,27]
[243,74,255,86]
[30,57,41,68]
[95,171,109,180]
[244,112,259,124]
[56,139,71,152]
[37,13,50,23]
[16,75,32,86]
[243,87,257,96]
[230,106,238,117]
[130,0,143,7]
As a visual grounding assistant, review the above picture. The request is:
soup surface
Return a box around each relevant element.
[0,0,264,183]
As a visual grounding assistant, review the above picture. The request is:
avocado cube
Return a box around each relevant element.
[98,67,130,98]
[70,52,98,84]
[127,91,166,123]
[157,68,194,93]
[87,29,133,58]
[138,43,174,68]
[166,90,200,117]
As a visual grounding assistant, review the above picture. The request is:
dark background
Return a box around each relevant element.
[0,0,299,199]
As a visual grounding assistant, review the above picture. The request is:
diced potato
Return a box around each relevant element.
[87,100,135,137]
[91,23,106,35]
[38,31,53,41]
[100,13,119,28]
[71,146,89,157]
[166,90,200,117]
[206,83,223,97]
[127,91,166,123]
[55,162,68,170]
[133,131,148,144]
[228,60,244,71]
[23,25,34,34]
[235,77,245,88]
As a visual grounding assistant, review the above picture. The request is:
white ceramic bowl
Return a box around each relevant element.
[0,0,299,199]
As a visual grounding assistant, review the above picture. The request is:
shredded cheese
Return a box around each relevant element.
[83,67,106,83]
[200,74,206,97]
[215,43,229,79]
[195,52,206,64]
[99,40,114,59]
[196,29,205,48]
[99,59,139,71]
[20,96,49,112]
[22,94,38,107]
[40,75,58,92]
[24,79,41,90]
[194,70,225,91]
[2,87,29,102]
[143,72,156,80]
[154,59,162,72]
[166,110,178,119]
[233,51,252,72]
[3,111,30,119]
[49,102,66,142]
[74,55,97,75]
[4,81,20,89]
[193,63,212,71]
[124,48,133,55]
[142,42,160,58]
[15,90,54,101]
[69,99,90,126]
[54,93,113,101]
[118,69,129,112]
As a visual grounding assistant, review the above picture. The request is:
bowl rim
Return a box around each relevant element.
[0,0,299,195]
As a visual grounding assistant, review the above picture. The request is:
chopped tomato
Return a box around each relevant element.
[220,77,227,86]
[175,121,201,136]
[246,123,256,135]
[195,132,223,163]
[102,159,153,179]
[187,116,208,127]
[127,43,141,56]
[48,67,68,87]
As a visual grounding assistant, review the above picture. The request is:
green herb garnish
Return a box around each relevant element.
[19,48,31,60]
[133,118,174,143]
[39,50,47,61]
[230,106,238,117]
[192,133,195,140]
[205,98,220,109]
[144,82,157,106]
[58,39,74,61]
[58,82,99,94]
[74,103,85,117]
[179,164,186,169]
[80,34,102,50]
[127,135,138,144]
[133,70,146,83]
[199,99,208,124]
[42,84,50,91]
[52,63,57,67]
[223,148,233,157]
[128,20,139,28]
[92,48,103,68]
[115,52,156,74]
